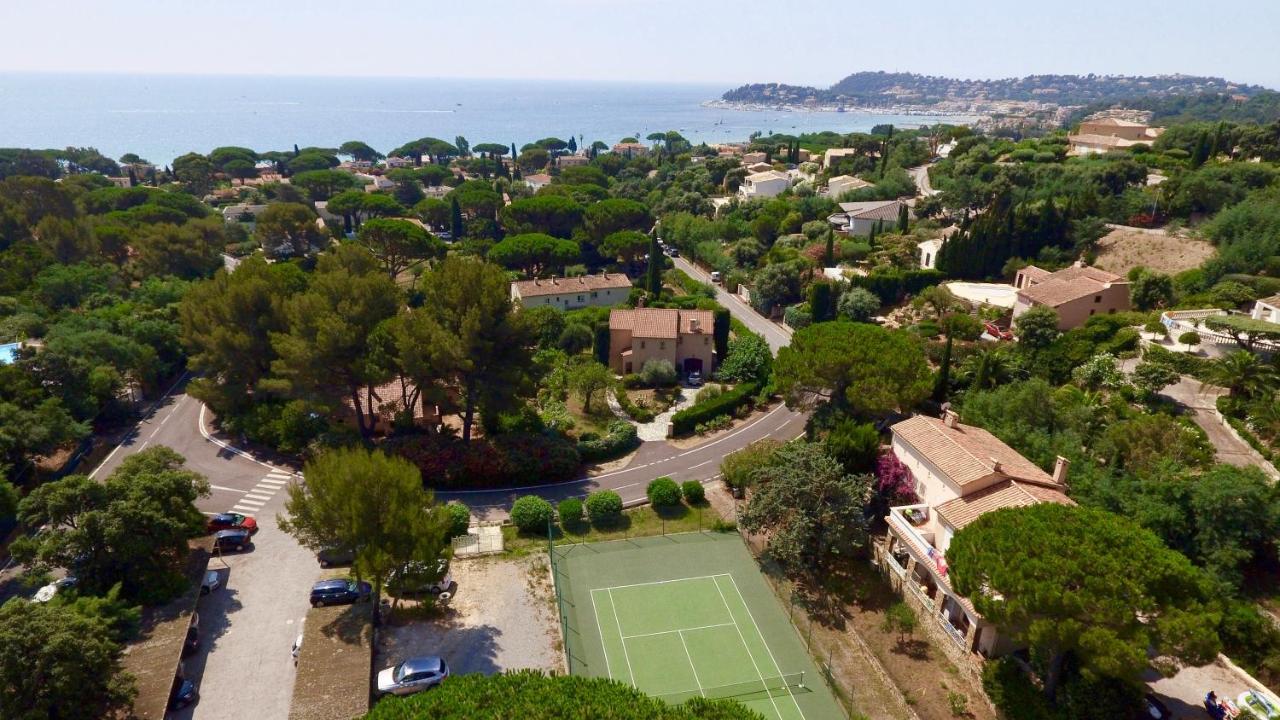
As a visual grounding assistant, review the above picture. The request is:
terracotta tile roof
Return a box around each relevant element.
[891,415,1053,487]
[679,309,714,335]
[934,479,1073,530]
[513,273,632,298]
[524,173,552,184]
[747,169,790,183]
[1018,266,1052,283]
[1256,295,1280,308]
[1017,264,1126,307]
[610,308,678,339]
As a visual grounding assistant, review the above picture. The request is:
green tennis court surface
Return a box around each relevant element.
[552,532,844,720]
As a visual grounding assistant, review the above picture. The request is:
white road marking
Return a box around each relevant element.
[266,472,292,480]
[257,478,289,486]
[243,493,273,502]
[253,484,283,493]
[689,460,712,470]
[89,371,189,479]
[209,484,244,493]
[234,498,266,508]
[232,504,262,513]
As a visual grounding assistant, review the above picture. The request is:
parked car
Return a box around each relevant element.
[377,656,450,697]
[183,613,200,656]
[200,570,220,596]
[169,675,198,710]
[983,322,1013,341]
[1140,693,1170,719]
[667,247,679,257]
[317,545,355,568]
[686,370,704,387]
[291,633,303,664]
[309,579,372,607]
[710,271,721,283]
[213,529,253,553]
[206,512,258,535]
[386,559,454,598]
[31,576,76,603]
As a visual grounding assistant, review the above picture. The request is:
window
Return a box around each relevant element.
[640,341,646,349]
[1094,295,1102,303]
[659,341,666,350]
[1089,309,1096,316]
[577,295,584,302]
[591,291,598,298]
[704,337,709,345]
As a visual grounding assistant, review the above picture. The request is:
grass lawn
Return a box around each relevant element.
[564,396,617,437]
[624,387,681,414]
[503,501,727,555]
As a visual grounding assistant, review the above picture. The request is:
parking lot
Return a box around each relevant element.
[373,554,562,704]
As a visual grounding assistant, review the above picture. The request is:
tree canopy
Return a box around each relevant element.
[11,446,210,604]
[949,503,1221,700]
[773,323,932,416]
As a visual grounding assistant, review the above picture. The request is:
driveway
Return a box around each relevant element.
[673,256,792,354]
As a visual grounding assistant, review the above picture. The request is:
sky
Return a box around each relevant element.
[2,0,1277,90]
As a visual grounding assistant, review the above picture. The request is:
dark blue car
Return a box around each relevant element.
[309,579,372,607]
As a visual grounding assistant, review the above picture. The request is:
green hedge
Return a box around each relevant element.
[1142,343,1215,381]
[577,420,640,462]
[849,268,945,304]
[671,382,759,436]
[681,480,706,505]
[646,477,681,506]
[586,490,623,523]
[511,495,554,534]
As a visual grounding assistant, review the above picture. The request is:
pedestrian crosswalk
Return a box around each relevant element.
[232,470,296,514]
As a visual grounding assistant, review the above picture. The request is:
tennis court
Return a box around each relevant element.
[552,532,844,720]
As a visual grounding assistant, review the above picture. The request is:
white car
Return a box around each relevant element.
[32,577,76,603]
[377,656,449,696]
[291,633,303,664]
[200,570,220,595]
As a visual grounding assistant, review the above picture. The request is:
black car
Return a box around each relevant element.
[213,528,252,553]
[182,613,200,657]
[317,545,355,568]
[310,579,373,607]
[169,676,198,710]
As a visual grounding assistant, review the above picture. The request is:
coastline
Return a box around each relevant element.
[702,98,983,122]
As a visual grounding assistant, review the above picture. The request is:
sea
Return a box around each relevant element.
[0,74,973,166]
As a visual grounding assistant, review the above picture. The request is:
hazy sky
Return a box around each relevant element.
[2,0,1276,89]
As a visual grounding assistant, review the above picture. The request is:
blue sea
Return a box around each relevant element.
[0,74,972,166]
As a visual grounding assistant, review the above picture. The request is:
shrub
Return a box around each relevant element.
[696,384,723,403]
[585,490,623,524]
[1179,330,1202,346]
[646,477,681,507]
[577,420,640,462]
[557,498,583,524]
[446,502,471,538]
[639,359,678,387]
[387,433,581,490]
[621,373,644,389]
[671,382,759,436]
[783,303,812,329]
[695,415,733,434]
[681,481,706,505]
[825,420,881,474]
[510,495,555,534]
[614,387,656,423]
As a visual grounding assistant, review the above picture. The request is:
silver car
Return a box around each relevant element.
[377,656,449,696]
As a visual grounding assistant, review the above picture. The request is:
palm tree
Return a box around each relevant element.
[1207,350,1278,400]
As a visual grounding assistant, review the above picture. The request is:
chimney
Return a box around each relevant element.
[689,318,700,332]
[990,456,1002,474]
[942,409,959,428]
[1053,456,1071,486]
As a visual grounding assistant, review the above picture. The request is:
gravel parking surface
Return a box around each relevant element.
[377,555,562,681]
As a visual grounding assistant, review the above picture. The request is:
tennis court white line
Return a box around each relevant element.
[677,630,706,699]
[725,574,806,720]
[594,573,731,594]
[589,588,614,681]
[607,588,637,688]
[712,575,785,720]
[621,622,736,640]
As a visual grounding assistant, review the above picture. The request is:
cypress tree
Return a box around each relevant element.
[712,308,730,366]
[933,330,953,402]
[897,203,909,234]
[593,322,610,365]
[808,282,834,323]
[824,232,835,267]
[450,196,464,239]
[646,233,663,297]
[511,142,517,158]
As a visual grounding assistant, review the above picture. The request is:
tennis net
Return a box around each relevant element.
[652,671,807,704]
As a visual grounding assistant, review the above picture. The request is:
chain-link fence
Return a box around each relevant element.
[738,525,899,720]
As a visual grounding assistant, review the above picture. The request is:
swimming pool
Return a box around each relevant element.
[0,342,19,365]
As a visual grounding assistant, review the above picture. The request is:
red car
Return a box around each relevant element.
[983,322,1013,341]
[207,512,258,535]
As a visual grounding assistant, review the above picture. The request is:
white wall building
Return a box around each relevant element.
[738,170,790,200]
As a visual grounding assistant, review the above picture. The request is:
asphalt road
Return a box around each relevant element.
[672,256,793,353]
[908,164,938,197]
[85,375,315,720]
